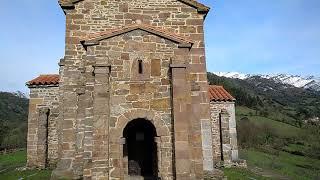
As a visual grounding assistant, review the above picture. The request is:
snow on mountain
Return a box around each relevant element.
[213,72,250,80]
[213,72,320,91]
[270,74,313,88]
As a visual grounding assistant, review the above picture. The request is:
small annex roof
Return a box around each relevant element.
[208,85,235,102]
[26,74,60,87]
[26,75,235,102]
[82,24,193,48]
[58,0,209,14]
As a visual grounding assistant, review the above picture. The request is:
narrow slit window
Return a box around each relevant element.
[138,60,143,74]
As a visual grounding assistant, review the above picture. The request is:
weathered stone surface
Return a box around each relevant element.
[150,98,170,110]
[210,102,240,167]
[26,86,59,169]
[25,0,243,179]
[151,59,161,76]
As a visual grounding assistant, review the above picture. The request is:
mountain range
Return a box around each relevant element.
[214,72,320,91]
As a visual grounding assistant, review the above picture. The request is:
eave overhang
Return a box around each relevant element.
[26,74,60,88]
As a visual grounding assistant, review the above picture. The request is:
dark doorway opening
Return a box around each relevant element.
[123,119,158,178]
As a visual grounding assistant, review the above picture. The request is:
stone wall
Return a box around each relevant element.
[53,0,211,179]
[99,31,173,179]
[27,86,59,168]
[210,101,239,167]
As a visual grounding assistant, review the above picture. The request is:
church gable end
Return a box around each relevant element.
[24,0,245,180]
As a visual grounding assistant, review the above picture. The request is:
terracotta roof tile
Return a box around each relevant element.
[27,74,60,86]
[208,85,235,102]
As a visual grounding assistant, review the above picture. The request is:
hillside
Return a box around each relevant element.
[214,72,320,91]
[0,92,29,150]
[207,73,320,179]
[208,72,320,126]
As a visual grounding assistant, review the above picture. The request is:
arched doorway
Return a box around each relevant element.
[123,119,158,178]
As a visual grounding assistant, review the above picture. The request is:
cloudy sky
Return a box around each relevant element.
[0,0,319,93]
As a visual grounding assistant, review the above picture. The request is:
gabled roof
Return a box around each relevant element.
[208,85,235,102]
[82,24,193,48]
[59,0,209,14]
[26,74,60,87]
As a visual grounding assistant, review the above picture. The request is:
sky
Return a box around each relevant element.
[0,0,319,94]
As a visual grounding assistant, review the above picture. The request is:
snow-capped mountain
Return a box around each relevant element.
[213,72,320,91]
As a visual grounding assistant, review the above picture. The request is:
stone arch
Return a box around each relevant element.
[123,119,158,177]
[109,109,171,139]
[108,109,171,179]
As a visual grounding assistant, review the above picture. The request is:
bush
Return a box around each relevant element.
[237,117,261,148]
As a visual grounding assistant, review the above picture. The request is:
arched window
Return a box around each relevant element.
[138,60,143,74]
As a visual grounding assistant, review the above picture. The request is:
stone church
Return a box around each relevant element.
[26,0,241,179]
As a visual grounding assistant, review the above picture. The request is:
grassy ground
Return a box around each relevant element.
[223,167,269,180]
[236,106,302,137]
[233,106,320,180]
[0,150,52,180]
[241,149,320,180]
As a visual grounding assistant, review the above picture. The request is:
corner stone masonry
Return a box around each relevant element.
[26,1,243,179]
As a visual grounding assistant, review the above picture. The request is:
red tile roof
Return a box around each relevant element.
[208,85,235,102]
[27,74,60,86]
[26,75,235,102]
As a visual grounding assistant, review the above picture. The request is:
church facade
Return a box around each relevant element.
[26,0,240,179]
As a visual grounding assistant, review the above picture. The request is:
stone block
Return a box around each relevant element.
[125,94,139,101]
[130,84,145,94]
[29,98,43,105]
[151,59,161,76]
[132,101,150,109]
[150,98,170,110]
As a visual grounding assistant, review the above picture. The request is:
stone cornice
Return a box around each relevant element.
[59,0,83,9]
[178,0,210,14]
[27,84,59,88]
[59,0,209,15]
[81,24,193,49]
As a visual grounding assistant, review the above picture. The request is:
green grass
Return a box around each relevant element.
[236,105,320,179]
[224,167,269,180]
[0,150,52,180]
[248,116,301,137]
[236,106,257,115]
[236,106,303,137]
[0,150,26,168]
[283,143,307,154]
[241,149,320,180]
